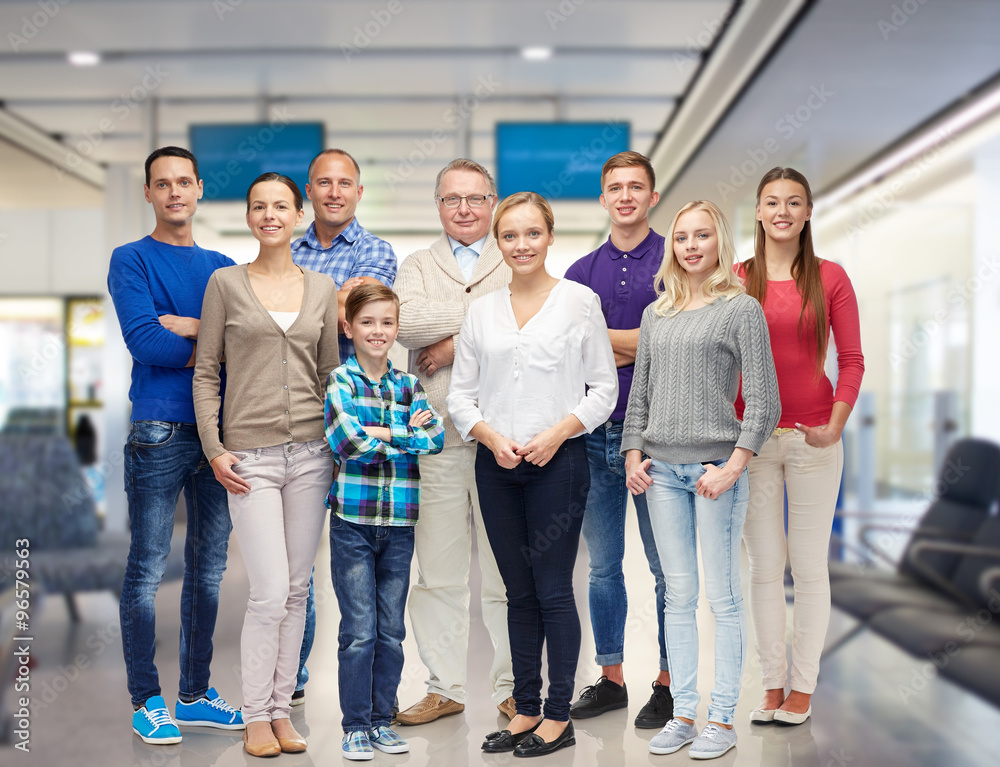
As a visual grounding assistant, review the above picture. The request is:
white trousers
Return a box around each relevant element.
[743,429,843,694]
[408,444,514,704]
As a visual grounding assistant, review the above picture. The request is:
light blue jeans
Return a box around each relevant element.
[645,458,749,726]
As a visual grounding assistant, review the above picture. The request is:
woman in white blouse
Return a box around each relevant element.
[447,192,617,758]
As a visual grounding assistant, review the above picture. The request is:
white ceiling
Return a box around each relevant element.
[0,0,735,238]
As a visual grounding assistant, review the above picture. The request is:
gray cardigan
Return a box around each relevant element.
[192,264,340,461]
[622,294,781,464]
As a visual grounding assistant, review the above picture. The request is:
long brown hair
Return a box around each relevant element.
[743,167,827,372]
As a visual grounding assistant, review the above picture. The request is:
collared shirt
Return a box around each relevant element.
[564,229,665,419]
[325,356,445,526]
[292,218,398,361]
[447,280,618,445]
[447,234,487,281]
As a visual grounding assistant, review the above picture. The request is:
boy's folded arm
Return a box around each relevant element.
[324,384,403,464]
[389,387,445,455]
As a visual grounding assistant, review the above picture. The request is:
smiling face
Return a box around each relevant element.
[495,203,554,277]
[600,165,659,229]
[756,178,811,244]
[437,168,497,246]
[672,208,720,289]
[246,180,305,246]
[343,298,399,367]
[144,155,203,226]
[306,152,362,234]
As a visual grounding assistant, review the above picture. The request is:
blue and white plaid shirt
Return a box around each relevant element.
[324,355,444,526]
[291,218,398,361]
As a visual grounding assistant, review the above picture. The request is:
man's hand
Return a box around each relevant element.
[210,452,252,496]
[416,337,454,377]
[625,451,652,495]
[337,276,376,331]
[159,314,199,339]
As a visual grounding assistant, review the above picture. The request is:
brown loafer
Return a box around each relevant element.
[242,729,280,758]
[395,693,465,725]
[498,696,517,720]
[277,736,307,753]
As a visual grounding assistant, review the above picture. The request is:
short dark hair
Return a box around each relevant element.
[145,146,199,186]
[601,150,655,190]
[245,172,304,212]
[344,282,400,324]
[307,148,361,184]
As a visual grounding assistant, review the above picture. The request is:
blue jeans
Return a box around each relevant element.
[296,570,315,691]
[644,459,749,726]
[120,421,231,707]
[581,421,667,668]
[329,515,414,732]
[475,439,588,722]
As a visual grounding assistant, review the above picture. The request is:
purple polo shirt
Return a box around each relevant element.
[564,229,665,420]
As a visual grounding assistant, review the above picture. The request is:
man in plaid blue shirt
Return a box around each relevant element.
[292,148,397,363]
[323,283,444,760]
[292,148,397,703]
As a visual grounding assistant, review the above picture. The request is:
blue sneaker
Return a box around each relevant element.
[133,696,182,744]
[369,725,409,754]
[342,730,374,761]
[174,687,244,730]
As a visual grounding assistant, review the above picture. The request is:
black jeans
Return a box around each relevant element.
[475,438,590,721]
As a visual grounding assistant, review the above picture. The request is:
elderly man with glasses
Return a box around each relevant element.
[394,159,515,725]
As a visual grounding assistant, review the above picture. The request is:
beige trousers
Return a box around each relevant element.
[407,444,514,705]
[743,429,843,694]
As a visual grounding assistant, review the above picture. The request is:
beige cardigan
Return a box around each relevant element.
[192,264,340,461]
[395,233,511,448]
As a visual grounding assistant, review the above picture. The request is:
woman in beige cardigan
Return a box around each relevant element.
[192,173,339,757]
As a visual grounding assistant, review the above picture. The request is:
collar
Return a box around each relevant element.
[345,353,398,385]
[293,218,363,252]
[447,234,487,255]
[605,228,659,261]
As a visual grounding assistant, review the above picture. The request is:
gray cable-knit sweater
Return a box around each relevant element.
[622,294,781,464]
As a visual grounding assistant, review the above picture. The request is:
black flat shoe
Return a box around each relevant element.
[482,721,540,753]
[513,721,575,758]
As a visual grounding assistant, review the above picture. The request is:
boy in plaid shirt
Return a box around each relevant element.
[324,282,445,761]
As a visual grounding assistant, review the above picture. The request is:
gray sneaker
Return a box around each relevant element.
[648,718,698,754]
[689,723,737,760]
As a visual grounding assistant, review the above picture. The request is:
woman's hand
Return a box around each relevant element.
[518,426,567,467]
[210,452,252,496]
[625,451,653,495]
[695,463,740,500]
[490,435,524,469]
[795,422,842,448]
[409,408,433,428]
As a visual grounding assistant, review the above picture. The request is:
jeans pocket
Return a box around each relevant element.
[130,420,175,448]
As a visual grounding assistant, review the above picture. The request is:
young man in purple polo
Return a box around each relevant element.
[563,151,673,727]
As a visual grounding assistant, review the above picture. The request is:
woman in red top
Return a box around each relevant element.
[738,167,864,725]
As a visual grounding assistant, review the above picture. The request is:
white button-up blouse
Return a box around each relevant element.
[447,279,618,446]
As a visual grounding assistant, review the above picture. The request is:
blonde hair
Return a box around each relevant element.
[653,200,743,317]
[492,192,554,239]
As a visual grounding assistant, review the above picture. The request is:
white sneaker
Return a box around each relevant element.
[689,723,737,760]
[649,718,698,754]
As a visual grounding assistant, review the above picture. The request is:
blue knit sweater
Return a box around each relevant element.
[108,235,234,423]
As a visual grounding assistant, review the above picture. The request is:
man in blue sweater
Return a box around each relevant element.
[108,146,243,744]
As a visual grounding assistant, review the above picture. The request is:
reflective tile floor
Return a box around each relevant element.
[5,514,1000,766]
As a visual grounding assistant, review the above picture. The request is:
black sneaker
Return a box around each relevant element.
[633,681,673,729]
[290,688,305,707]
[569,676,628,719]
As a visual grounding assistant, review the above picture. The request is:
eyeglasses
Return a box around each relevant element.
[436,194,494,208]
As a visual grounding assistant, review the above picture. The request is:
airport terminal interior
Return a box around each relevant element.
[2,0,1000,764]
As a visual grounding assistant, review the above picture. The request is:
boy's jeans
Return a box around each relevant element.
[329,515,414,731]
[645,458,749,726]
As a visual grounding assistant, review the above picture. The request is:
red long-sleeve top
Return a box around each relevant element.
[735,259,864,428]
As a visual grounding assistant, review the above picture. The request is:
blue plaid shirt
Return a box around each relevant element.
[291,218,398,362]
[325,356,444,526]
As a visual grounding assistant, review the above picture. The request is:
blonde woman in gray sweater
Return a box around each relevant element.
[193,173,339,757]
[623,200,780,760]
